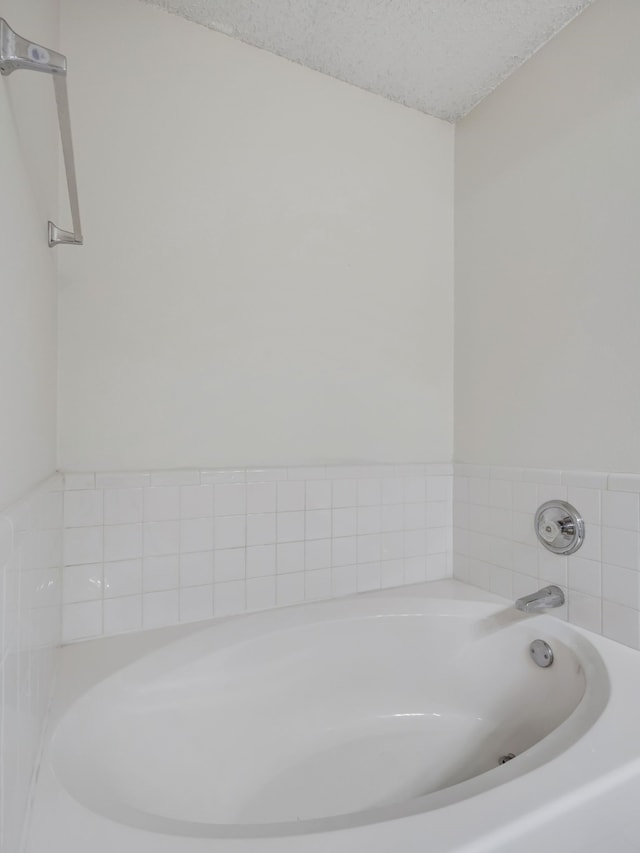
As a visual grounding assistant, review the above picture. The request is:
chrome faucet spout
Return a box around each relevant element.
[515,585,565,614]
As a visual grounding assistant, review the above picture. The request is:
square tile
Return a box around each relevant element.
[277,511,305,543]
[214,548,245,583]
[247,576,276,611]
[103,559,142,598]
[214,516,246,549]
[247,483,277,514]
[180,518,214,553]
[180,585,213,623]
[104,524,142,562]
[143,487,180,522]
[277,481,305,512]
[143,590,179,629]
[180,485,213,518]
[180,552,213,587]
[247,514,276,546]
[143,521,180,557]
[143,555,179,592]
[103,596,142,635]
[104,489,143,525]
[277,573,305,606]
[276,542,304,574]
[63,563,103,603]
[64,490,103,528]
[246,544,276,578]
[213,580,246,616]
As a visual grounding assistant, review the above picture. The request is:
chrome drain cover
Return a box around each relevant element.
[530,639,554,668]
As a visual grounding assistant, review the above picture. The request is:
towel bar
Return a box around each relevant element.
[0,17,83,247]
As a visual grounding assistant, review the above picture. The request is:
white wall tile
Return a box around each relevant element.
[357,479,381,506]
[104,488,143,525]
[568,556,602,597]
[143,590,180,628]
[213,580,246,616]
[143,555,179,592]
[513,481,538,514]
[306,481,331,510]
[381,478,403,505]
[96,472,149,489]
[305,509,331,539]
[180,552,213,587]
[332,479,357,508]
[180,585,213,623]
[214,548,245,583]
[277,481,305,512]
[602,563,640,608]
[143,520,180,557]
[454,466,640,649]
[246,544,276,578]
[214,484,246,516]
[180,485,213,519]
[103,595,142,634]
[62,600,102,642]
[603,601,640,649]
[247,514,276,546]
[382,531,404,561]
[64,526,103,566]
[63,563,103,603]
[306,568,332,600]
[602,527,638,570]
[277,573,305,606]
[277,542,304,574]
[59,465,453,644]
[427,477,452,502]
[358,505,383,534]
[64,473,96,490]
[246,468,287,483]
[214,516,246,549]
[329,564,356,597]
[150,471,200,486]
[382,504,404,532]
[305,539,331,571]
[64,490,103,527]
[277,511,305,543]
[180,518,214,553]
[143,487,180,522]
[104,523,142,562]
[602,491,639,531]
[104,559,142,598]
[569,592,602,633]
[405,556,427,584]
[381,559,405,587]
[332,508,357,538]
[246,576,276,611]
[247,483,277,514]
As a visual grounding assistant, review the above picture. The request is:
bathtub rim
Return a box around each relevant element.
[32,580,640,853]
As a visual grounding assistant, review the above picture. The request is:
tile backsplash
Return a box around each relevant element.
[0,475,62,853]
[61,465,453,642]
[454,465,640,649]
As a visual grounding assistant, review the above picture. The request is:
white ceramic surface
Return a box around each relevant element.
[28,580,640,853]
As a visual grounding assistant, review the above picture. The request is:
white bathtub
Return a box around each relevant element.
[27,582,640,853]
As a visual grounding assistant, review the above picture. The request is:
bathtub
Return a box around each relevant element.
[26,581,640,853]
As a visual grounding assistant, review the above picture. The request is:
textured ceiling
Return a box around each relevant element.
[141,0,595,121]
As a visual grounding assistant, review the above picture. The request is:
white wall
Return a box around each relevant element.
[57,0,454,473]
[455,0,640,474]
[0,0,59,510]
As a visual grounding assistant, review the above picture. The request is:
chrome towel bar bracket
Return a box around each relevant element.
[0,17,83,247]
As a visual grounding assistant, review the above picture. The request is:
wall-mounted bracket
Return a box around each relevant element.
[0,18,83,248]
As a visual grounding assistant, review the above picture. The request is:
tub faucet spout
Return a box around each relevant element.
[515,585,565,614]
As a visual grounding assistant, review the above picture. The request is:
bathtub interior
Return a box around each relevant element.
[50,597,608,838]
